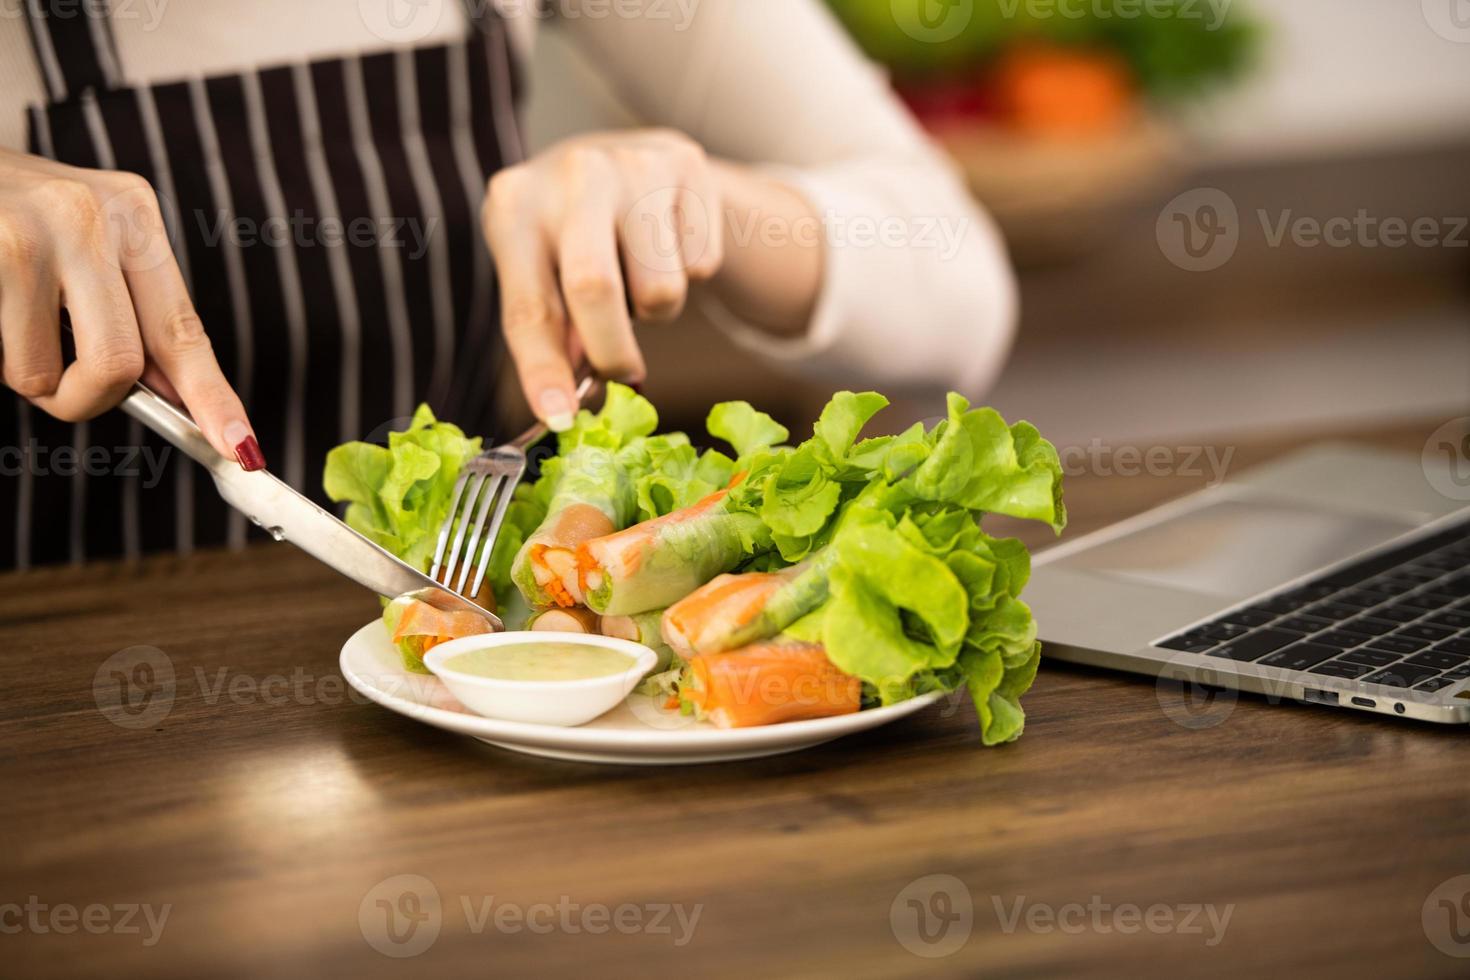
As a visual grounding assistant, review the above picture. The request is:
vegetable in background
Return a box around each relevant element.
[826,0,1258,102]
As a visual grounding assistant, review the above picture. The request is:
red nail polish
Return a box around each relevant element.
[234,436,266,472]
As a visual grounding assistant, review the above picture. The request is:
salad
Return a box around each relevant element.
[323,385,1066,745]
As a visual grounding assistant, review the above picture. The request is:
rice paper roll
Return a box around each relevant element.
[681,640,860,728]
[578,489,771,617]
[598,609,666,647]
[526,606,601,634]
[661,550,834,658]
[511,446,637,608]
[382,592,495,674]
[598,609,673,672]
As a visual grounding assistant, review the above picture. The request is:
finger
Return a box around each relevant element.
[0,245,65,403]
[132,277,261,469]
[108,176,262,469]
[139,362,183,407]
[680,160,724,282]
[620,188,689,325]
[484,170,577,431]
[37,223,144,422]
[558,182,644,381]
[620,185,690,324]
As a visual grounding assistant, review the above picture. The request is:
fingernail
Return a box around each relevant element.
[224,420,266,472]
[540,389,574,433]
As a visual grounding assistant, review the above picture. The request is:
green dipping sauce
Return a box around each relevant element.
[445,643,636,682]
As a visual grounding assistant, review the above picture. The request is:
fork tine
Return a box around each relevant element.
[429,469,472,582]
[429,378,595,602]
[453,473,505,596]
[440,471,488,589]
[468,462,524,600]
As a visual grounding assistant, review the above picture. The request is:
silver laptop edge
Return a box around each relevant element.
[1027,443,1470,725]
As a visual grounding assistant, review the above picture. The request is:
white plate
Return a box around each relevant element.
[340,621,944,765]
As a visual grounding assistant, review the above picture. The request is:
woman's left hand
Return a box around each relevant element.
[482,129,725,430]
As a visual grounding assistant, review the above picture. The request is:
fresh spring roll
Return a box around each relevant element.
[681,640,861,728]
[661,550,836,659]
[598,609,666,646]
[511,447,637,609]
[598,609,674,672]
[526,606,601,633]
[577,489,771,617]
[382,592,495,673]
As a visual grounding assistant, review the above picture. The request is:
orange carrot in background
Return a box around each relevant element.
[991,43,1134,138]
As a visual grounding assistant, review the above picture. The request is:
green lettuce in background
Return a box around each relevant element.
[827,0,1258,100]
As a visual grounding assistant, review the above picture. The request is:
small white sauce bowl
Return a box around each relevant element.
[423,632,659,727]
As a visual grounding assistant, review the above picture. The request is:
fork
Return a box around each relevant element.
[429,375,601,601]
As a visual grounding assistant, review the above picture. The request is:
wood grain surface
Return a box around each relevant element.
[2,418,1468,979]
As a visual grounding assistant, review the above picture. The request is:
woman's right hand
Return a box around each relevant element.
[0,149,264,469]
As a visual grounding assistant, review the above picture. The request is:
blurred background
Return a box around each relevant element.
[521,0,1470,451]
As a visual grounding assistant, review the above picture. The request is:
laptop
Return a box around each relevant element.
[1026,443,1470,724]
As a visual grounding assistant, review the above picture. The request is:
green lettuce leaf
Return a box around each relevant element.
[820,516,971,702]
[560,381,658,452]
[632,435,734,521]
[707,401,789,461]
[910,394,1066,530]
[814,391,889,459]
[323,404,482,574]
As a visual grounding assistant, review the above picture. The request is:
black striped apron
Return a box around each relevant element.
[3,2,524,569]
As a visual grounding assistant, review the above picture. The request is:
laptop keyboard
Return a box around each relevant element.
[1156,517,1470,694]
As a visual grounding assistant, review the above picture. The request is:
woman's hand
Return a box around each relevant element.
[0,149,263,469]
[483,129,726,430]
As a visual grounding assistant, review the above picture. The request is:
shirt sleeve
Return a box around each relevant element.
[553,0,1018,396]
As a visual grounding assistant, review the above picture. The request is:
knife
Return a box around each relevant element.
[119,382,502,629]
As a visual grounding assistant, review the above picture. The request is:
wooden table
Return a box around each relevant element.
[4,419,1468,979]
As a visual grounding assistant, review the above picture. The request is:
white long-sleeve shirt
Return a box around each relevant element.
[0,0,1017,395]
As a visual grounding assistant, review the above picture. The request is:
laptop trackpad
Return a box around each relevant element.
[1053,498,1417,601]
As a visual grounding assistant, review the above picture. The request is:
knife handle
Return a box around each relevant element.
[119,382,231,473]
